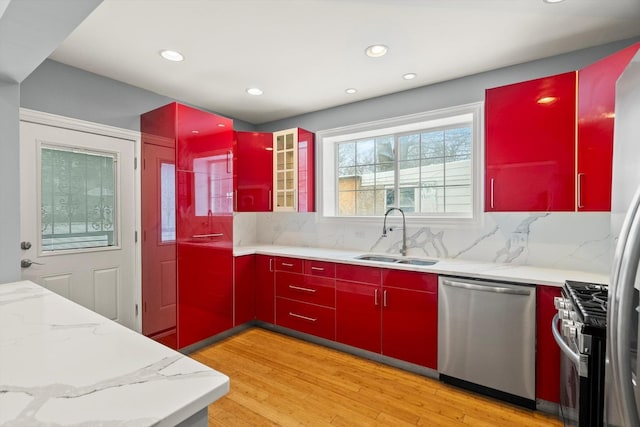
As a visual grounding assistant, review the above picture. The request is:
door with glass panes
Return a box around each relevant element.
[19,119,137,330]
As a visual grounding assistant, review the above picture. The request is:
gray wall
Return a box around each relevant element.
[0,82,20,282]
[21,60,256,132]
[257,37,640,132]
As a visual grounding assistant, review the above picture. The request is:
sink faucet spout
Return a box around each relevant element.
[382,207,407,256]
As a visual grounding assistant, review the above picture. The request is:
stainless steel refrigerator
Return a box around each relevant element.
[606,49,640,426]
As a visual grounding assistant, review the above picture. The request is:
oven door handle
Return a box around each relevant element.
[551,314,580,366]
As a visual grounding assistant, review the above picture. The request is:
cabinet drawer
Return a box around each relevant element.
[304,260,336,278]
[276,297,335,341]
[382,269,437,293]
[335,264,381,285]
[276,272,335,307]
[274,256,303,273]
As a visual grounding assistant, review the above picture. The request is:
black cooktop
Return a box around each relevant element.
[564,280,608,334]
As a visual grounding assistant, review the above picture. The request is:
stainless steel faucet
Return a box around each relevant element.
[382,207,407,256]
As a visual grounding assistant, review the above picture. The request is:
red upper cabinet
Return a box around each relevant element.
[235,131,273,212]
[577,42,640,211]
[272,128,315,212]
[485,72,577,211]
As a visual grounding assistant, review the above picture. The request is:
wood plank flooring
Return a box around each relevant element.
[190,328,562,427]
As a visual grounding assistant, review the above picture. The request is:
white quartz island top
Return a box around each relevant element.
[0,281,229,426]
[234,245,609,287]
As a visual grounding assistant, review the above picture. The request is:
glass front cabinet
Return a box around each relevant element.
[272,128,315,212]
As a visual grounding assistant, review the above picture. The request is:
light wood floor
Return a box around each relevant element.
[190,328,562,427]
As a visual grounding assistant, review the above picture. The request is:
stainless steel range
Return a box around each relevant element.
[553,280,608,427]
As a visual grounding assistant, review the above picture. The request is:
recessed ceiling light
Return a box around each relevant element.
[159,49,184,62]
[365,44,388,58]
[246,87,263,96]
[403,73,417,80]
[345,88,357,94]
[543,0,565,3]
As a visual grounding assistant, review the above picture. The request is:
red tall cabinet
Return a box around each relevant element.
[577,42,640,211]
[141,102,235,349]
[485,72,577,211]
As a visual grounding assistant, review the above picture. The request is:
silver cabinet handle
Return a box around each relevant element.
[191,233,223,238]
[234,190,238,211]
[281,262,294,267]
[268,190,272,210]
[374,288,379,306]
[269,258,274,272]
[288,285,316,293]
[383,290,388,307]
[440,279,531,296]
[226,150,232,174]
[289,312,317,322]
[490,178,495,209]
[577,173,585,209]
[311,266,325,271]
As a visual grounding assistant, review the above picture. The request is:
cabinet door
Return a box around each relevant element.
[273,129,298,212]
[336,280,381,353]
[297,128,315,212]
[234,255,255,325]
[485,72,576,211]
[578,42,640,211]
[255,255,275,323]
[235,131,273,212]
[382,270,438,369]
[276,297,335,341]
[536,285,561,403]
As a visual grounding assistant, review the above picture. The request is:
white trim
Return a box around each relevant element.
[20,108,142,332]
[315,102,484,228]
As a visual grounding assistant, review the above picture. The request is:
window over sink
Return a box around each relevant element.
[317,102,483,224]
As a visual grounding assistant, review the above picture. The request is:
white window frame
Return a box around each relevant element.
[316,102,484,226]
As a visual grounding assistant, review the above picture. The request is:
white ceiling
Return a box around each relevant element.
[50,0,640,125]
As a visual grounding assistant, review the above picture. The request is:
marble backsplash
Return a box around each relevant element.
[233,211,612,275]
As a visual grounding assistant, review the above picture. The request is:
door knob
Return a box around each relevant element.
[21,259,44,268]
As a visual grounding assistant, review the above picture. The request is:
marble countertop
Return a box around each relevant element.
[0,281,229,426]
[234,245,609,287]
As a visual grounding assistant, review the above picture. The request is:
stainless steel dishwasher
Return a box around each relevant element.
[438,276,536,409]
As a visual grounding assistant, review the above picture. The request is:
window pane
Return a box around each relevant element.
[419,187,445,213]
[355,139,375,165]
[399,133,420,161]
[445,127,472,158]
[355,190,376,216]
[421,131,445,159]
[445,185,472,213]
[338,142,355,168]
[421,158,445,187]
[338,190,356,215]
[399,160,420,187]
[160,162,176,242]
[445,156,471,187]
[41,147,117,251]
[375,136,394,164]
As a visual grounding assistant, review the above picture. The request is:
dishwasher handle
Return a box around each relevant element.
[440,279,531,296]
[551,313,580,366]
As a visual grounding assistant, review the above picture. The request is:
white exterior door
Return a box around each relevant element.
[19,112,139,331]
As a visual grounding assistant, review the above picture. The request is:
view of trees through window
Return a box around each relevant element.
[336,125,472,216]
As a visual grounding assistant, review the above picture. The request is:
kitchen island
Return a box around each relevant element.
[0,280,229,426]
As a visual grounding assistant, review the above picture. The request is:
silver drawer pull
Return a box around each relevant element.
[281,262,294,267]
[311,266,325,271]
[191,233,223,238]
[289,285,316,293]
[289,312,317,322]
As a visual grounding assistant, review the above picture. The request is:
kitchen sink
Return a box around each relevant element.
[354,254,437,266]
[396,258,437,266]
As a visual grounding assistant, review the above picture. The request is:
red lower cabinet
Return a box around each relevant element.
[255,255,275,323]
[336,279,381,353]
[536,285,561,403]
[335,264,438,369]
[275,297,335,341]
[234,255,255,326]
[382,269,438,369]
